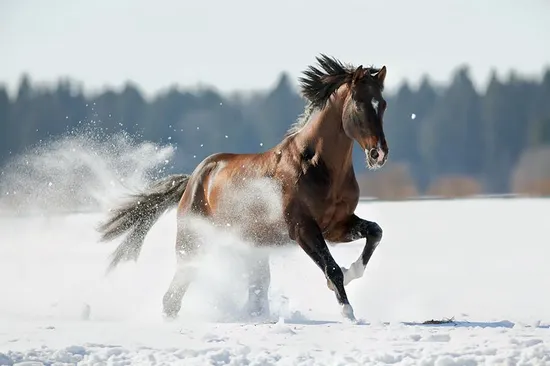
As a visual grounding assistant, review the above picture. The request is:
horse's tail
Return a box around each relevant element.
[97,173,191,272]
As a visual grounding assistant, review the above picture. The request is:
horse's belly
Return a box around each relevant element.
[213,176,290,245]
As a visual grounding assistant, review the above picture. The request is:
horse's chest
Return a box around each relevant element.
[293,156,358,228]
[317,196,355,229]
[296,159,332,198]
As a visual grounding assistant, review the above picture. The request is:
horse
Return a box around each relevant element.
[97,54,389,323]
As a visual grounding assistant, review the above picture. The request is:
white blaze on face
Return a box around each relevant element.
[371,97,379,116]
[365,98,386,166]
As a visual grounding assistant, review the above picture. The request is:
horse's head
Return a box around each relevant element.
[296,55,390,169]
[342,65,388,170]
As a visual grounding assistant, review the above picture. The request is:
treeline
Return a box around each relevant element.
[1,66,550,198]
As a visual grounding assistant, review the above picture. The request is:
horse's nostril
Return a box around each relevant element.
[369,148,379,160]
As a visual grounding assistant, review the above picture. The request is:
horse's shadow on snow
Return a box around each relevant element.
[401,320,549,329]
[275,319,550,329]
[278,318,340,326]
[200,307,550,329]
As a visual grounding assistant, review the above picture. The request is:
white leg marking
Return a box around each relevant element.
[326,256,365,291]
[342,256,366,286]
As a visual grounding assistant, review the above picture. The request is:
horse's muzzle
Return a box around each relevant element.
[365,147,387,169]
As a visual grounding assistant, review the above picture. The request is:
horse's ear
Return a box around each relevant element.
[372,66,387,86]
[352,65,364,85]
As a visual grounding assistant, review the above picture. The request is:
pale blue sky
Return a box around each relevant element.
[1,0,549,97]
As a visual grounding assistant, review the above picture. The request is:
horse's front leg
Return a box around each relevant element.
[324,214,383,289]
[286,203,357,322]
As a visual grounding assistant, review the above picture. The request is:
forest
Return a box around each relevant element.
[1,65,550,200]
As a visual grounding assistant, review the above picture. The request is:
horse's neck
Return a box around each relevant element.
[295,103,355,175]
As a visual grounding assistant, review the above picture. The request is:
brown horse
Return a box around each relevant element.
[97,54,389,323]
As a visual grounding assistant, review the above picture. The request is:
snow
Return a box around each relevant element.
[1,198,549,365]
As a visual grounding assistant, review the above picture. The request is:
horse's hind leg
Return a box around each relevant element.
[162,228,200,319]
[245,253,271,318]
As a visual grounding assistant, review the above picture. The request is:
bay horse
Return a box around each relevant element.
[97,54,389,323]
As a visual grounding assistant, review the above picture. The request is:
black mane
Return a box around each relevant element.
[298,54,383,109]
[298,54,355,109]
[286,54,382,137]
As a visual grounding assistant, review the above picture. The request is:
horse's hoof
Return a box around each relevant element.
[244,299,271,321]
[162,311,179,322]
[341,304,357,323]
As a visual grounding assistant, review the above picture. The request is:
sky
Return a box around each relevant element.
[1,0,550,98]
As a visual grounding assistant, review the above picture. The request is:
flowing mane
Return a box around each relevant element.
[285,54,382,137]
